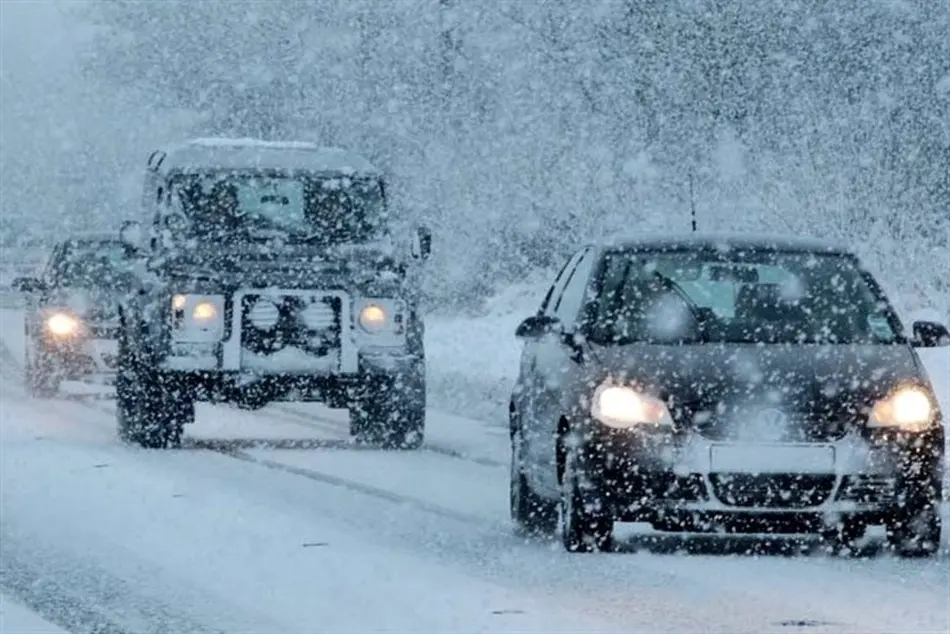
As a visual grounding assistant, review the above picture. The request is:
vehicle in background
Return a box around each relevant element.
[509,232,949,557]
[12,235,131,397]
[115,138,432,449]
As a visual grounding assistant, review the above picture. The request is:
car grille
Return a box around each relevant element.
[240,293,341,356]
[709,473,837,508]
[836,475,896,505]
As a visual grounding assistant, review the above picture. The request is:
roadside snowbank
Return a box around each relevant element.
[426,274,549,424]
[1,594,69,634]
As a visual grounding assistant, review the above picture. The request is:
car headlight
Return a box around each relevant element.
[192,301,218,323]
[355,299,404,335]
[591,383,674,429]
[868,386,937,432]
[46,312,81,337]
[170,294,225,342]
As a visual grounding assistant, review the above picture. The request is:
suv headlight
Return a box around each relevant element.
[868,386,937,432]
[170,294,225,342]
[354,298,405,335]
[591,383,674,429]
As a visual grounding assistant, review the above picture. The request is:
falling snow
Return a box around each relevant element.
[1,1,949,633]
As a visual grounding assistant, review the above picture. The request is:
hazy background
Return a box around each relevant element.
[1,0,948,313]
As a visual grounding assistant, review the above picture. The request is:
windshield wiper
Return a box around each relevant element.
[651,271,708,342]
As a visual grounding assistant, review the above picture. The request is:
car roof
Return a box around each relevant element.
[148,137,382,178]
[597,231,854,256]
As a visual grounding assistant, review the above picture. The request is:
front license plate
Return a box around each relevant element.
[710,444,835,474]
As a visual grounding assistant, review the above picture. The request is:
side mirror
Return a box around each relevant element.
[119,220,145,251]
[912,320,950,347]
[11,276,45,293]
[515,314,562,339]
[411,226,432,261]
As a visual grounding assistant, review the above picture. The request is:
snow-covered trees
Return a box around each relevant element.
[4,0,947,311]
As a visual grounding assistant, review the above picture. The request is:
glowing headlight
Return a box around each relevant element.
[46,312,81,337]
[358,303,389,332]
[192,301,218,323]
[591,384,674,429]
[172,294,187,311]
[868,387,936,432]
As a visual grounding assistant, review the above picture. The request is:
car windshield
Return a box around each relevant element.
[53,241,129,287]
[167,172,387,244]
[588,248,902,345]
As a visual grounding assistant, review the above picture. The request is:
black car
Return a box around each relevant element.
[13,235,129,397]
[509,233,948,556]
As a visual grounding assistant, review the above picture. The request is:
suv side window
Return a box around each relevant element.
[43,245,64,287]
[552,248,597,328]
[538,248,585,316]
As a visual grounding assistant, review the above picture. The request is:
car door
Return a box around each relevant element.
[525,247,600,494]
[516,250,585,476]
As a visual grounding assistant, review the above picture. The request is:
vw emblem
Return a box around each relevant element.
[758,408,789,441]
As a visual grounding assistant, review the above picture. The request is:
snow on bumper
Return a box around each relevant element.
[587,426,943,517]
[159,289,415,376]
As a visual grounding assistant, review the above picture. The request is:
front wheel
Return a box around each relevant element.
[24,345,60,398]
[116,334,194,449]
[349,371,425,450]
[886,503,942,558]
[510,428,558,536]
[560,449,613,553]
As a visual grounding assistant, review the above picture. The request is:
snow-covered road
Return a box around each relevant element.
[1,307,949,633]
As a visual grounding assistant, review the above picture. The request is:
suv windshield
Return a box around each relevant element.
[53,241,129,288]
[588,248,902,345]
[168,172,387,244]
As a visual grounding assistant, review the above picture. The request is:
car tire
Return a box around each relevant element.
[886,503,941,558]
[509,428,558,536]
[349,371,425,450]
[115,333,193,449]
[560,449,613,553]
[819,517,866,556]
[24,346,60,398]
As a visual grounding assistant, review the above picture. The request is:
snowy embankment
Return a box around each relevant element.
[426,275,548,424]
[1,594,69,634]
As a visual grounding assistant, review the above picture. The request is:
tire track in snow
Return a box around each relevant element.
[14,391,507,532]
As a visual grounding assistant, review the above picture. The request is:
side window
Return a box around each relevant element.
[43,246,64,286]
[539,249,585,315]
[552,249,598,327]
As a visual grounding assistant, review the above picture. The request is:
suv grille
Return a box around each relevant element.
[240,294,342,356]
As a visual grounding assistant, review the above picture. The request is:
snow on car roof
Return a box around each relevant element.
[152,137,382,177]
[601,231,853,255]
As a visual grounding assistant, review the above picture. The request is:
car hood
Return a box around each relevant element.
[47,287,121,323]
[589,342,925,440]
[157,242,410,295]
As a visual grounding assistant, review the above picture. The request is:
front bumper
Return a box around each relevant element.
[39,337,118,383]
[160,351,423,405]
[581,421,944,528]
